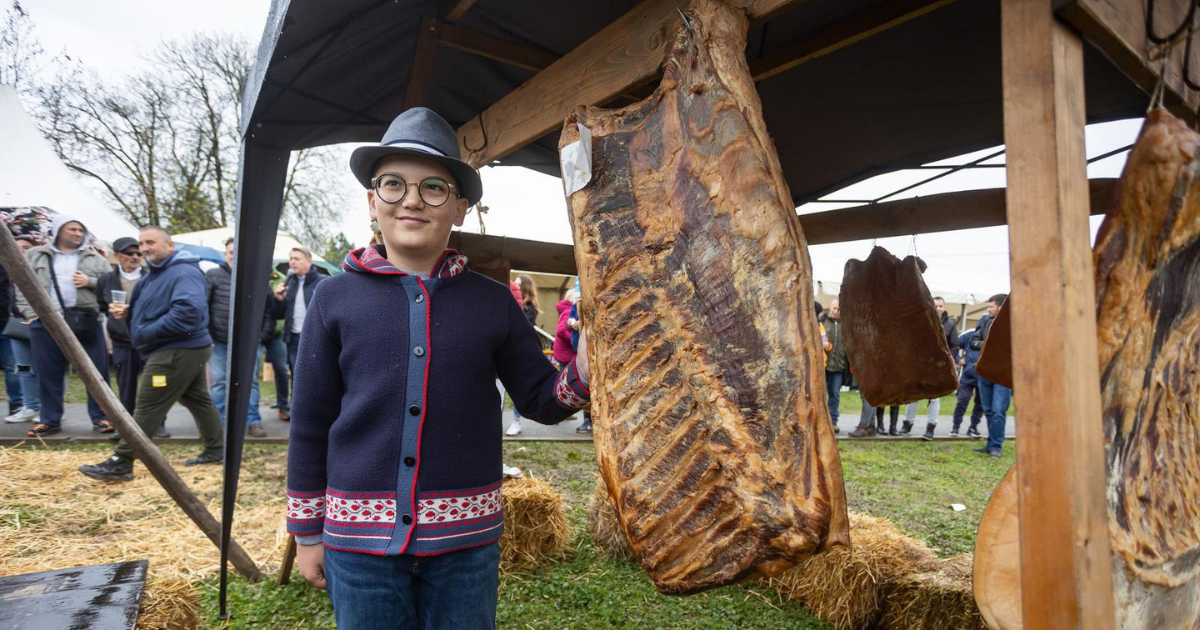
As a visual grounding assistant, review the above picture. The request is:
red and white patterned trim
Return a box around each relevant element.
[554,359,590,410]
[327,495,398,524]
[438,253,468,278]
[287,495,327,520]
[418,487,502,524]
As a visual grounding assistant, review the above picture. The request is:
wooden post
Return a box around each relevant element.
[277,535,297,586]
[0,227,263,582]
[1001,2,1115,628]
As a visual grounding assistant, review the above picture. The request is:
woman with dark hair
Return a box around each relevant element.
[515,274,540,328]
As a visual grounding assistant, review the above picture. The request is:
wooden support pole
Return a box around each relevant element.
[1001,2,1115,628]
[277,535,297,586]
[0,227,263,582]
[404,17,443,110]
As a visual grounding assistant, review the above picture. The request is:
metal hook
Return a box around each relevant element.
[676,8,694,32]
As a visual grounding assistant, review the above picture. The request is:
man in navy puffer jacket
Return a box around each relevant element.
[79,226,224,481]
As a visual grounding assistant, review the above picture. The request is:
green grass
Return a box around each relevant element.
[182,438,1012,629]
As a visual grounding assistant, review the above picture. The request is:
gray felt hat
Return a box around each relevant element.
[349,108,483,206]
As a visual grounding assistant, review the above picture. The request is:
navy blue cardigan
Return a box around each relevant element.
[286,246,590,556]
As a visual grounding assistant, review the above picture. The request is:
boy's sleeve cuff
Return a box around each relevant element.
[295,534,324,546]
[554,357,591,410]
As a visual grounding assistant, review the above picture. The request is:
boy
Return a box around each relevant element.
[287,108,591,629]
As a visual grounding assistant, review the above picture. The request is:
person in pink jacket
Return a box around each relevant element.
[552,292,577,367]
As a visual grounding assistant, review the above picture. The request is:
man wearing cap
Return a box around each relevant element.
[285,107,591,630]
[271,246,325,422]
[16,214,113,436]
[78,226,224,481]
[96,236,158,432]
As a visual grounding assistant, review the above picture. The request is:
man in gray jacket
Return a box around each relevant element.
[17,214,113,437]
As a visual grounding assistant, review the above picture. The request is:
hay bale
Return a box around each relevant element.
[878,554,985,630]
[498,477,570,572]
[586,477,634,560]
[765,512,939,630]
[136,576,199,630]
[0,446,288,628]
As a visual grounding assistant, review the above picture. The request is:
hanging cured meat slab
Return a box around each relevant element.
[975,299,1013,390]
[559,0,849,595]
[839,246,959,407]
[974,110,1200,630]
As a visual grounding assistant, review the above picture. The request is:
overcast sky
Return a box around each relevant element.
[19,0,1143,298]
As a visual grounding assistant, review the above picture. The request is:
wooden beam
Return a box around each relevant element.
[445,0,479,23]
[1057,0,1200,124]
[0,227,263,582]
[749,0,957,82]
[455,0,811,168]
[797,179,1117,245]
[439,22,560,71]
[404,16,443,109]
[1001,2,1115,628]
[448,231,579,275]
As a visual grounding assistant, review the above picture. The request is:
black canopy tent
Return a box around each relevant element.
[225,0,1194,623]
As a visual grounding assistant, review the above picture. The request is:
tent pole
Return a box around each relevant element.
[1000,1,1115,628]
[0,226,263,582]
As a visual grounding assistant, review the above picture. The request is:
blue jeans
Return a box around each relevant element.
[325,543,500,630]
[824,370,844,424]
[30,320,108,428]
[263,336,288,409]
[209,342,262,425]
[0,334,22,411]
[978,377,1012,453]
[11,337,39,411]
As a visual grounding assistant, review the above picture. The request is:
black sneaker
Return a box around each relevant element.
[972,447,991,454]
[922,424,936,441]
[79,456,134,482]
[949,427,960,437]
[966,427,981,438]
[154,426,171,439]
[184,450,223,466]
[576,422,592,434]
[989,451,1002,459]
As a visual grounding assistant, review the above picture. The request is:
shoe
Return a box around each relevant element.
[576,422,592,434]
[989,451,1002,459]
[832,425,840,434]
[505,421,522,436]
[92,419,115,433]
[888,419,900,436]
[184,450,224,466]
[923,424,936,441]
[269,403,280,409]
[967,427,981,438]
[899,420,914,435]
[109,432,121,442]
[278,409,291,422]
[79,456,134,482]
[972,447,991,454]
[848,426,876,438]
[5,407,37,423]
[26,423,61,437]
[247,424,267,438]
[154,426,170,439]
[950,427,960,437]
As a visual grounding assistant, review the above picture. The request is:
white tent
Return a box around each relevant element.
[0,85,138,245]
[171,227,331,264]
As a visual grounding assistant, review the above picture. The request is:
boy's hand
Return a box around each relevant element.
[576,327,589,383]
[296,542,328,589]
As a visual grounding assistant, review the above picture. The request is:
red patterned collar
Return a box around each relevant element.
[343,245,469,279]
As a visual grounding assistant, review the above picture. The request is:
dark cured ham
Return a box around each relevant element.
[975,300,1013,390]
[559,0,849,595]
[839,246,959,407]
[974,110,1200,630]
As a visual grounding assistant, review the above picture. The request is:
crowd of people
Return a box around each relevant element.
[0,208,325,480]
[820,293,1015,457]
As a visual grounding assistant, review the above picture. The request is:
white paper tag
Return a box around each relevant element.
[950,503,967,512]
[560,123,593,196]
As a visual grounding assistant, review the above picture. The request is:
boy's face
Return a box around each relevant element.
[368,154,468,258]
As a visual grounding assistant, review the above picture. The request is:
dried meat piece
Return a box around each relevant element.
[839,246,959,407]
[974,110,1200,630]
[559,0,849,595]
[975,299,1013,390]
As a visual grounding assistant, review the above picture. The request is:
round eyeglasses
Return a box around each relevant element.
[371,174,459,207]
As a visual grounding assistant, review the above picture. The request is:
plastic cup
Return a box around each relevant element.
[111,290,127,305]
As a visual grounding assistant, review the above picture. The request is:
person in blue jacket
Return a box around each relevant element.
[286,108,591,630]
[951,313,988,437]
[79,226,225,481]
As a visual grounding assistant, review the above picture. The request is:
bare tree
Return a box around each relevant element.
[0,1,42,90]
